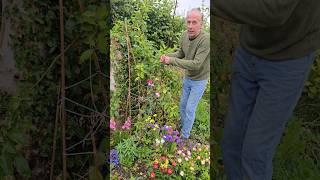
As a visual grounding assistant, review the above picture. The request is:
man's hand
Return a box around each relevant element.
[160,55,170,64]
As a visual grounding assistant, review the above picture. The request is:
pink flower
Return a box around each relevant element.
[110,118,116,130]
[122,117,131,130]
[155,92,160,97]
[147,79,154,87]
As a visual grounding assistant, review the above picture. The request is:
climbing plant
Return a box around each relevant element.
[1,0,108,179]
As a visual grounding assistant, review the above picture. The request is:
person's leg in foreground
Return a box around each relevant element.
[222,48,315,180]
[180,77,208,139]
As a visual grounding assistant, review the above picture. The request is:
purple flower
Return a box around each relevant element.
[163,134,174,142]
[109,149,119,167]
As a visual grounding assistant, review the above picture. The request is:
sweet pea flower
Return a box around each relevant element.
[147,79,154,87]
[121,117,131,130]
[110,118,116,130]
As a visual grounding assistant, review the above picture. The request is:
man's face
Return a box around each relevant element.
[186,11,202,39]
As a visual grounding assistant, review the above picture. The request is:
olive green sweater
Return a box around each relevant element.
[167,31,210,80]
[213,0,320,60]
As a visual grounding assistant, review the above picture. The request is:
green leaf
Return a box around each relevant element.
[0,154,13,176]
[14,155,31,177]
[3,142,16,154]
[7,130,27,145]
[97,33,106,54]
[80,49,94,64]
[88,166,103,180]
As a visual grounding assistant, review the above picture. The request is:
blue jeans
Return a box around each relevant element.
[222,47,315,180]
[180,77,208,138]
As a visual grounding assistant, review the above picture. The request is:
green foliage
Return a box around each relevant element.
[111,0,185,48]
[273,118,320,179]
[1,0,108,179]
[116,137,139,167]
[305,53,320,98]
[110,0,183,123]
[192,99,210,142]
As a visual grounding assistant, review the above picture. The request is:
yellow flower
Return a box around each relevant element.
[153,114,157,117]
[150,119,155,124]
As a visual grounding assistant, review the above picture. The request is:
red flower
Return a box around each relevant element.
[171,161,177,167]
[150,172,156,178]
[147,79,154,86]
[153,163,159,169]
[160,156,166,161]
[167,168,173,174]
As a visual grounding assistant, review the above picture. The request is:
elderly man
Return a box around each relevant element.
[160,8,210,139]
[214,1,320,179]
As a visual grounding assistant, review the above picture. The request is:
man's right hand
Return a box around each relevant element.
[160,55,170,64]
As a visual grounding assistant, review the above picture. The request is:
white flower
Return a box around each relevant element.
[185,157,189,161]
[160,138,165,144]
[197,156,201,160]
[201,160,206,165]
[177,158,182,163]
[177,150,182,154]
[190,166,194,171]
[155,92,160,97]
[180,171,184,176]
[155,139,160,145]
[182,153,186,157]
[187,151,191,156]
[192,147,196,151]
[206,158,209,162]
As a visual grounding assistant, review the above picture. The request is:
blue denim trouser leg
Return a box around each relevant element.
[222,47,315,180]
[179,77,208,139]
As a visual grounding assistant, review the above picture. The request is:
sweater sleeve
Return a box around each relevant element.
[213,0,300,27]
[168,37,209,71]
